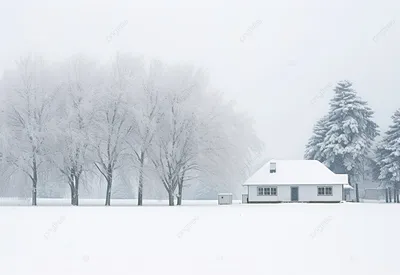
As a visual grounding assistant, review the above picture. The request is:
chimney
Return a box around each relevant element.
[270,162,276,173]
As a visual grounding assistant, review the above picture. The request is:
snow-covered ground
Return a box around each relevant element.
[1,200,399,275]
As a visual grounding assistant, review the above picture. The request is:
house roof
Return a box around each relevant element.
[243,159,348,186]
[343,184,354,189]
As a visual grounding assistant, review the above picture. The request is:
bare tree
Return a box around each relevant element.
[125,60,166,205]
[0,53,264,204]
[4,56,59,205]
[150,92,198,206]
[92,92,131,205]
[147,62,264,204]
[61,92,87,205]
[91,55,135,206]
[126,84,161,205]
[52,56,98,205]
[174,113,201,205]
[191,94,265,199]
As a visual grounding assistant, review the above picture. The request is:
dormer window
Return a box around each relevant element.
[270,162,276,173]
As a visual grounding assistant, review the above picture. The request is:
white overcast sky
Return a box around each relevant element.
[1,0,399,159]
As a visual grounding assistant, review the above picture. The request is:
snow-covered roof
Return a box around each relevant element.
[343,184,354,189]
[243,159,348,186]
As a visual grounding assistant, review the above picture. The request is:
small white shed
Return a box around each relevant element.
[218,193,233,205]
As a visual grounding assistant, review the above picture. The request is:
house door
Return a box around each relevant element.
[291,187,299,201]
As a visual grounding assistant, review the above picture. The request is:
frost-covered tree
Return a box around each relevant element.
[304,115,329,161]
[193,97,264,200]
[3,56,61,205]
[159,65,210,205]
[126,83,160,205]
[145,60,264,204]
[92,91,131,206]
[91,56,134,206]
[0,100,15,197]
[149,85,198,206]
[375,109,400,202]
[149,109,183,206]
[125,59,163,206]
[0,53,264,205]
[321,80,379,195]
[52,55,99,205]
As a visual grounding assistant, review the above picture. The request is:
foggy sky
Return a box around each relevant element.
[1,0,399,160]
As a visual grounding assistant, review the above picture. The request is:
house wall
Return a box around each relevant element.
[248,185,291,202]
[248,184,343,202]
[299,185,342,202]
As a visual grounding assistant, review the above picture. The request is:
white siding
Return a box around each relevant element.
[248,184,343,202]
[248,186,291,202]
[299,185,342,202]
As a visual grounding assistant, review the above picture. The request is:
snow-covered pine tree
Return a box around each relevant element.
[375,109,400,202]
[321,80,379,199]
[304,115,329,161]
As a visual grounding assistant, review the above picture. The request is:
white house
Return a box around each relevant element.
[243,159,352,203]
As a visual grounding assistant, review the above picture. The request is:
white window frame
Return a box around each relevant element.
[257,186,278,196]
[317,186,333,196]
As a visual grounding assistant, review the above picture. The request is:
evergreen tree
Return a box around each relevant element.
[375,109,400,190]
[364,156,381,182]
[321,80,379,182]
[304,115,329,161]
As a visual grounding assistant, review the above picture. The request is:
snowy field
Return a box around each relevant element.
[1,200,399,275]
[0,198,225,206]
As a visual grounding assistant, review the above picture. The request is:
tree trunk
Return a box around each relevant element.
[389,188,392,203]
[72,192,78,206]
[177,169,185,206]
[177,177,184,206]
[393,188,396,203]
[137,155,145,206]
[355,183,359,202]
[105,178,111,206]
[74,175,80,206]
[32,156,38,206]
[105,171,112,206]
[391,188,394,202]
[385,188,389,203]
[69,183,75,205]
[177,184,183,206]
[396,188,399,203]
[168,190,174,206]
